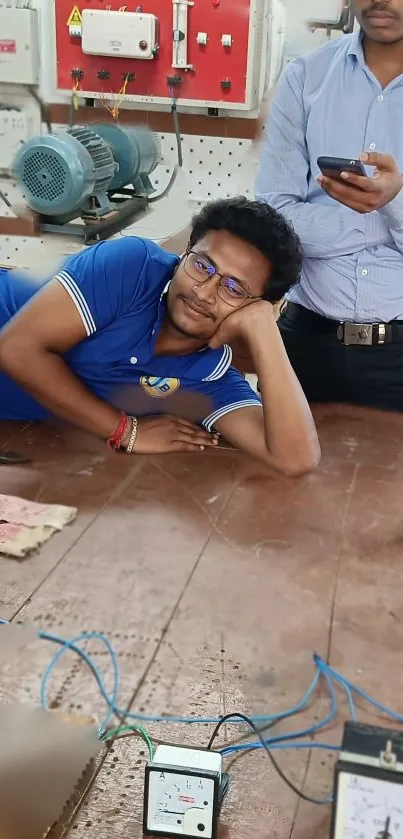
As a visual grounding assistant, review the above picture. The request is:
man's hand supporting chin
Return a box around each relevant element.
[209,301,321,477]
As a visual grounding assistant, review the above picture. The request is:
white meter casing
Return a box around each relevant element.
[143,745,228,839]
[332,722,403,839]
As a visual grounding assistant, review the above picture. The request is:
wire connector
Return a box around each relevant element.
[167,74,183,87]
[380,739,397,769]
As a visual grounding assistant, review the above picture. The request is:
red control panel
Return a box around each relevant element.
[55,0,263,108]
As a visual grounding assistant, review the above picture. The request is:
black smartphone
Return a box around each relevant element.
[317,156,366,181]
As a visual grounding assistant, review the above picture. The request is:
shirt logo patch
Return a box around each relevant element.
[140,376,180,398]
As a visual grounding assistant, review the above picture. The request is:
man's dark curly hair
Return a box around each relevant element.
[189,196,302,303]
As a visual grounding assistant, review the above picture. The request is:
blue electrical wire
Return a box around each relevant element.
[222,739,337,804]
[1,618,402,742]
[39,630,120,733]
[5,617,403,810]
[0,619,119,733]
[0,619,341,736]
[317,658,358,721]
[40,624,322,726]
[118,668,321,726]
[316,655,403,724]
[220,740,341,757]
[218,725,336,805]
[216,671,339,808]
[221,680,337,751]
[223,661,339,761]
[0,618,323,727]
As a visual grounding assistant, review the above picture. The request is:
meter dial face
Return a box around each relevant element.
[335,773,403,839]
[147,770,215,835]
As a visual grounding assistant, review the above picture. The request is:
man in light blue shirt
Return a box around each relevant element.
[256,0,403,410]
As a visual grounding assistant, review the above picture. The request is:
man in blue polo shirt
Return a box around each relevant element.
[0,197,320,475]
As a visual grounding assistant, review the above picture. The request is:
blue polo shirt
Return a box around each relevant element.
[0,236,261,430]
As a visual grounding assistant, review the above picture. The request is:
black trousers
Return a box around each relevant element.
[278,303,403,412]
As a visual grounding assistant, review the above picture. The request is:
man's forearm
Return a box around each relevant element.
[245,313,320,474]
[0,343,121,439]
[262,196,393,259]
[377,188,403,254]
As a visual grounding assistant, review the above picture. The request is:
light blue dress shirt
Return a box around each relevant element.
[255,31,403,323]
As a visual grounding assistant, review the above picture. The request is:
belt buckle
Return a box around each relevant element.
[338,322,375,346]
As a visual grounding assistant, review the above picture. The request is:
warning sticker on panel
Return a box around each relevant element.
[0,40,16,54]
[66,6,82,26]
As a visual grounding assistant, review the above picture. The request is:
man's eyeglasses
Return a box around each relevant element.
[183,249,262,308]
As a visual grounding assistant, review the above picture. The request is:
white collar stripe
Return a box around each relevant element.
[55,271,96,336]
[203,344,232,381]
[202,398,261,431]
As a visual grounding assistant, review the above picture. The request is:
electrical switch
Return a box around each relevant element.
[221,33,232,47]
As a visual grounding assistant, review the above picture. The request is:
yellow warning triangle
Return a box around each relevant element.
[67,5,82,26]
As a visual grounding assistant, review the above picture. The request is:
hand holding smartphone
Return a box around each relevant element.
[317,156,366,183]
[316,152,402,214]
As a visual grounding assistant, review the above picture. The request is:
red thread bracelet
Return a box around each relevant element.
[107,412,128,451]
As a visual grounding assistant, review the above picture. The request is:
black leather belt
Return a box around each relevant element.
[282,302,403,347]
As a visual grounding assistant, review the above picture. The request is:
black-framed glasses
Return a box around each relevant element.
[183,249,262,308]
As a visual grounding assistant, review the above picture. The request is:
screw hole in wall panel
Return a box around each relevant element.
[151,134,256,203]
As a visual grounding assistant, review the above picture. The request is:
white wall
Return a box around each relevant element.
[282,0,345,60]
